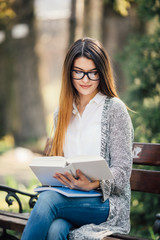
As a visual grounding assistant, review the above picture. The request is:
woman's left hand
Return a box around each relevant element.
[54,170,100,191]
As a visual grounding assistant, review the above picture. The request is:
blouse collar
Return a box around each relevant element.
[72,92,105,115]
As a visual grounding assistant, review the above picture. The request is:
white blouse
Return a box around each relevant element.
[63,92,106,158]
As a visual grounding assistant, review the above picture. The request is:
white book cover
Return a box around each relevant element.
[29,155,113,187]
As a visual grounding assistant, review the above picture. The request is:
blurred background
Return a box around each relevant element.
[0,0,160,238]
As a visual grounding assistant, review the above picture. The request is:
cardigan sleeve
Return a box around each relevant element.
[100,99,134,202]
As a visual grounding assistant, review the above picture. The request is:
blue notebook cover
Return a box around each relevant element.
[34,186,102,197]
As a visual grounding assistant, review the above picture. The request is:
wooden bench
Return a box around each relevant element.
[104,142,160,240]
[0,185,38,240]
[0,142,160,240]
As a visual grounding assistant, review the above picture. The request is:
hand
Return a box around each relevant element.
[54,170,100,191]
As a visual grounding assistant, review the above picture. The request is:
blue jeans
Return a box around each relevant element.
[22,191,110,240]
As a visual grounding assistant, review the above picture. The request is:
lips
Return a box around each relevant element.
[80,85,91,89]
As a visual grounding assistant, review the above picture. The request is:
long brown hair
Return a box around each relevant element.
[50,37,118,156]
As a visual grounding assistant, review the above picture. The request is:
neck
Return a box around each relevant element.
[76,90,99,113]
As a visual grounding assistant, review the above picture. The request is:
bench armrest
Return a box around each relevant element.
[0,184,38,213]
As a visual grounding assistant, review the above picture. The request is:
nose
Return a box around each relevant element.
[82,74,90,83]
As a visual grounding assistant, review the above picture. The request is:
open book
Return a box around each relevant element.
[30,155,113,187]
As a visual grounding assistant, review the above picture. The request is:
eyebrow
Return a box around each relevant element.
[73,66,97,71]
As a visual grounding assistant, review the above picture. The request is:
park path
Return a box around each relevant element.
[0,147,41,186]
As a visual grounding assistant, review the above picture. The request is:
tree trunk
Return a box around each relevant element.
[0,0,46,144]
[69,0,77,46]
[10,26,46,143]
[75,0,85,39]
[0,37,9,137]
[84,0,103,41]
[102,4,142,94]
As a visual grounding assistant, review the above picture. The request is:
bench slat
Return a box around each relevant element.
[0,210,29,220]
[0,211,29,232]
[133,143,160,166]
[103,237,122,240]
[131,169,160,194]
[103,234,150,240]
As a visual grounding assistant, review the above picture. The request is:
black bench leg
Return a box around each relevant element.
[153,213,160,240]
[0,229,20,240]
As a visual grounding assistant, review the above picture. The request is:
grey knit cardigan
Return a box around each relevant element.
[55,96,134,240]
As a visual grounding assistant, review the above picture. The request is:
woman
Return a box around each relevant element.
[22,37,133,240]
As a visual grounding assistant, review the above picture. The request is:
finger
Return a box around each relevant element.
[56,175,74,189]
[76,169,88,180]
[64,172,76,183]
[55,173,71,186]
[64,172,79,189]
[54,174,67,185]
[69,183,74,189]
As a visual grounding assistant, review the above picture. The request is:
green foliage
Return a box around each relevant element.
[130,191,160,238]
[0,0,34,30]
[104,0,160,19]
[116,5,160,236]
[104,0,133,16]
[0,0,16,28]
[114,0,133,16]
[135,0,160,21]
[5,175,19,189]
[119,28,160,143]
[0,135,14,154]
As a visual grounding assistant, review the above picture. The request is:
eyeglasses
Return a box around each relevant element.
[71,70,99,81]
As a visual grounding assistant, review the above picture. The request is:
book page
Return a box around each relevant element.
[30,165,67,186]
[72,159,113,181]
[30,156,66,167]
[30,158,75,186]
[67,155,104,164]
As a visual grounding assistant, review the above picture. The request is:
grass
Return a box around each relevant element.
[0,135,15,155]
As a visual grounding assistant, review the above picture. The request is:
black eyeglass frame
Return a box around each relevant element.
[71,70,100,81]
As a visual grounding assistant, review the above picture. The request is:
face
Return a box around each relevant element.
[72,57,100,99]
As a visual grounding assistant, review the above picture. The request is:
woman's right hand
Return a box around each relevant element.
[54,169,100,191]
